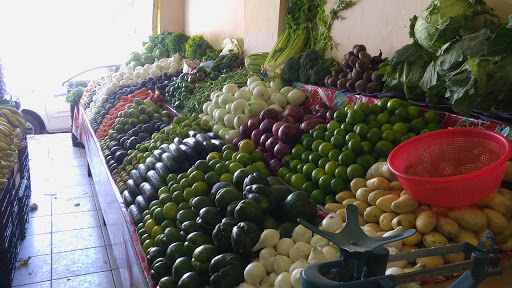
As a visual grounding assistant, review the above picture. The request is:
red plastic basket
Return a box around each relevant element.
[387,128,512,208]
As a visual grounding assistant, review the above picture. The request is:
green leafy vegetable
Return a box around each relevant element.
[185,35,215,61]
[413,0,496,53]
[65,86,84,105]
[487,15,512,57]
[167,32,190,57]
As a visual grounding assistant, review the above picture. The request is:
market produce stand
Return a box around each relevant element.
[73,77,512,287]
[75,104,151,288]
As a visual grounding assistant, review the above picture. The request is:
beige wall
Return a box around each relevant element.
[159,0,512,57]
[183,0,245,49]
[325,0,512,61]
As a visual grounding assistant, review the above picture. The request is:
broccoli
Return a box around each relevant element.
[301,49,322,70]
[281,57,301,84]
[300,66,311,84]
[167,32,190,57]
[185,35,215,61]
[310,60,331,86]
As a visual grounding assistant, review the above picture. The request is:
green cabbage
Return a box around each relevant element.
[413,0,494,53]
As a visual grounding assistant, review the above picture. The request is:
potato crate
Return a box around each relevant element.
[0,141,31,287]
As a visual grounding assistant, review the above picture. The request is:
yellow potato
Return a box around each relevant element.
[392,213,416,230]
[402,231,422,246]
[400,190,409,197]
[325,203,344,213]
[350,178,367,194]
[336,209,347,222]
[482,208,508,234]
[401,245,419,264]
[365,162,397,181]
[364,223,381,233]
[366,177,391,190]
[353,201,370,216]
[390,181,403,191]
[423,232,448,248]
[364,206,384,223]
[454,228,479,246]
[376,231,387,237]
[476,192,512,219]
[342,198,359,207]
[356,187,374,203]
[376,194,400,213]
[358,215,367,226]
[379,212,398,231]
[368,190,401,206]
[447,207,488,232]
[496,187,512,203]
[431,207,449,217]
[414,205,431,216]
[443,252,465,264]
[499,237,512,251]
[335,190,355,203]
[436,216,460,239]
[415,210,437,234]
[391,194,419,214]
[416,255,444,268]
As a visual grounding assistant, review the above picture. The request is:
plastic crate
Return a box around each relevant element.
[0,136,31,287]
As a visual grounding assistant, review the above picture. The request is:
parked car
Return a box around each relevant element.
[21,64,121,134]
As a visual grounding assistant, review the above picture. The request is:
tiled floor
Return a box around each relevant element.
[12,133,123,288]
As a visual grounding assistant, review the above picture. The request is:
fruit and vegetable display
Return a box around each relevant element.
[382,0,512,116]
[0,105,26,189]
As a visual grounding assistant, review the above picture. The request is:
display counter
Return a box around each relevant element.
[76,104,151,288]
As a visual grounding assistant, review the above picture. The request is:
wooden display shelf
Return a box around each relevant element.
[76,105,150,288]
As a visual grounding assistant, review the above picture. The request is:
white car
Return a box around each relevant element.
[20,64,120,134]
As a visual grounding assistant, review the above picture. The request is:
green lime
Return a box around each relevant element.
[290,159,302,172]
[142,239,154,253]
[180,178,191,190]
[381,124,393,132]
[328,149,342,162]
[325,194,336,204]
[166,174,178,185]
[347,109,365,124]
[355,102,371,115]
[327,120,341,131]
[335,166,349,181]
[228,162,244,175]
[251,150,265,162]
[278,167,290,180]
[312,140,325,152]
[239,139,256,154]
[284,172,295,185]
[301,151,313,163]
[361,141,373,154]
[387,98,403,113]
[381,130,396,143]
[389,115,402,125]
[161,219,175,230]
[313,130,325,141]
[346,132,361,143]
[318,142,334,157]
[222,150,235,161]
[191,182,209,197]
[231,152,241,162]
[319,175,334,193]
[407,106,421,120]
[339,151,357,166]
[187,167,197,177]
[204,171,220,188]
[208,159,222,171]
[334,128,347,138]
[356,155,373,170]
[247,164,260,173]
[374,141,395,158]
[341,122,354,133]
[158,186,170,198]
[172,191,185,204]
[163,202,179,220]
[347,164,365,180]
[296,163,306,175]
[303,136,314,150]
[393,123,408,135]
[282,154,294,168]
[302,181,317,194]
[324,130,335,142]
[366,128,382,144]
[330,135,345,150]
[420,129,430,134]
[153,208,165,225]
[424,110,441,123]
[369,103,381,115]
[330,178,345,193]
[378,97,391,109]
[376,112,391,125]
[236,153,252,167]
[189,171,205,184]
[219,173,233,183]
[427,121,442,131]
[334,110,348,123]
[410,118,427,134]
[309,152,322,166]
[316,124,328,132]
[318,157,330,169]
[170,183,181,193]
[324,161,340,177]
[291,173,307,190]
[214,163,230,176]
[254,161,266,171]
[311,189,326,205]
[311,168,326,184]
[292,145,306,160]
[348,139,362,155]
[177,173,188,183]
[302,163,317,180]
[354,123,369,139]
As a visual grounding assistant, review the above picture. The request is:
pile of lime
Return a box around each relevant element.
[278,98,442,205]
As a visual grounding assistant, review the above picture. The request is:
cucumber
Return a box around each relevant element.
[155,162,171,179]
[135,195,149,212]
[153,149,165,162]
[130,170,144,187]
[146,170,166,190]
[161,153,179,173]
[140,182,158,203]
[128,204,143,225]
[137,163,149,181]
[145,156,158,170]
[126,179,142,198]
[123,190,135,206]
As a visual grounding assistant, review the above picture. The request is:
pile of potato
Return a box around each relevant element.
[321,162,512,269]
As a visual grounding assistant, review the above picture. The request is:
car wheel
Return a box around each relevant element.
[23,114,42,135]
